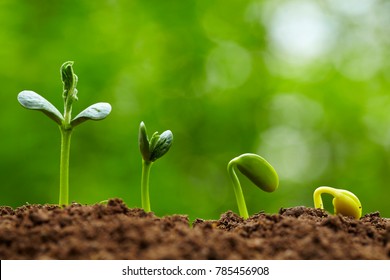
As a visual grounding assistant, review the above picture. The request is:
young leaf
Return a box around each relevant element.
[61,61,77,99]
[71,102,112,127]
[235,153,279,192]
[150,130,173,162]
[148,131,160,157]
[17,90,64,125]
[139,121,150,161]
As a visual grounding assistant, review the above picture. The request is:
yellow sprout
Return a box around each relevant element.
[313,186,362,219]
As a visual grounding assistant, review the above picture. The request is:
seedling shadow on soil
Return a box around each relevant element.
[0,199,389,260]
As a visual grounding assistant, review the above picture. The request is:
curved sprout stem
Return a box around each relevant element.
[227,160,249,219]
[313,186,337,209]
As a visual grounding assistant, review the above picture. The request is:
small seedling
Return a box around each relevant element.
[227,153,279,219]
[17,61,112,206]
[138,121,173,212]
[313,186,362,219]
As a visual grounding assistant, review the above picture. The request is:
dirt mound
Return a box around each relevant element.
[0,199,389,259]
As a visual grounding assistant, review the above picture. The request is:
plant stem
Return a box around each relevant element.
[141,160,153,212]
[58,78,74,206]
[59,128,72,206]
[313,186,337,209]
[228,160,249,219]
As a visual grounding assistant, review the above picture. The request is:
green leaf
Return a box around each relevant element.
[71,102,112,127]
[61,61,76,94]
[139,121,150,161]
[148,131,160,156]
[17,90,64,125]
[150,130,173,162]
[234,153,279,192]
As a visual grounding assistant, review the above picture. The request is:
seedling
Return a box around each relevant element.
[138,121,173,212]
[227,153,279,219]
[313,186,362,219]
[17,61,112,206]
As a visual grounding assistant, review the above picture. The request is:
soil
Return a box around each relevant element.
[0,198,389,260]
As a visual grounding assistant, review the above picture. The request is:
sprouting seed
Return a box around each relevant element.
[138,121,173,212]
[227,153,279,219]
[313,186,362,219]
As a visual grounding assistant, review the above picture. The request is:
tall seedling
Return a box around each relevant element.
[138,121,173,212]
[17,61,112,205]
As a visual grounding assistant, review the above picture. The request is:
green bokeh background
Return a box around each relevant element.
[1,0,389,220]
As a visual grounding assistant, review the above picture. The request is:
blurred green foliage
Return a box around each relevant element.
[1,0,389,219]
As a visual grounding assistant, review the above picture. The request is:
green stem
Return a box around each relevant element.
[228,160,249,219]
[59,127,72,206]
[141,160,153,212]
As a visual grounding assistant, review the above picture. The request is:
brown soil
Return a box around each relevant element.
[0,198,389,260]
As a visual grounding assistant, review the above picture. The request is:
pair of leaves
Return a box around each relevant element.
[17,90,111,128]
[139,121,173,163]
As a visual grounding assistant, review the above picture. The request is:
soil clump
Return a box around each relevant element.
[0,199,389,259]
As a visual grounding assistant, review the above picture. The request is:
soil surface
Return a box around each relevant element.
[0,198,389,259]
